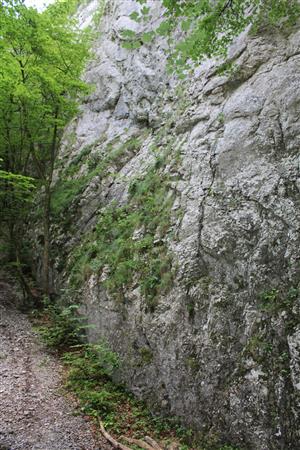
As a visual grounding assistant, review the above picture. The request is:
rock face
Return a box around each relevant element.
[41,1,300,448]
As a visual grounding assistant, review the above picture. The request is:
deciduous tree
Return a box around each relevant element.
[0,0,91,295]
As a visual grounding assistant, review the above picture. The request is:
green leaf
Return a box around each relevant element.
[156,20,173,36]
[141,31,154,44]
[141,6,150,15]
[181,19,191,31]
[121,29,137,39]
[122,41,142,50]
[129,11,140,22]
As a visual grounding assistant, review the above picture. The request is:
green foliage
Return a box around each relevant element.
[51,136,143,217]
[259,286,299,314]
[218,447,241,450]
[246,335,272,356]
[259,288,279,310]
[0,0,91,287]
[64,343,243,448]
[138,347,153,365]
[51,176,88,217]
[63,345,198,447]
[185,356,200,373]
[37,303,87,349]
[0,0,91,173]
[69,158,175,309]
[64,342,119,379]
[0,166,36,223]
[92,0,106,27]
[63,343,120,416]
[124,0,300,74]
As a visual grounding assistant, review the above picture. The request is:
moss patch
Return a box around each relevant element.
[138,347,154,365]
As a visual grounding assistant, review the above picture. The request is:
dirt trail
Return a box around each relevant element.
[0,278,112,450]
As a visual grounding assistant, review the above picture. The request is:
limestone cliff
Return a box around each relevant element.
[35,1,300,448]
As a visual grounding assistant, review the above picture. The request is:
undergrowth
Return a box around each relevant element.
[35,301,243,450]
[63,345,194,444]
[62,344,240,450]
[36,302,87,350]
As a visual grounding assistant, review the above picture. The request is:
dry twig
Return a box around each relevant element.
[98,419,132,450]
[144,436,163,450]
[121,435,156,450]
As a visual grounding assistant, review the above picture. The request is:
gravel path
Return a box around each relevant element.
[0,278,112,450]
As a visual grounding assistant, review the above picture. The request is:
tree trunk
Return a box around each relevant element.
[42,107,59,298]
[42,181,51,298]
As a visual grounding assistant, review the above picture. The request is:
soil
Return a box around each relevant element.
[0,276,112,450]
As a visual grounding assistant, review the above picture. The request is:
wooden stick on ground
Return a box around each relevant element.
[144,436,163,450]
[121,435,156,450]
[98,419,132,450]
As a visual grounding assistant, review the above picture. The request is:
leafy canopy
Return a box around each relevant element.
[0,0,91,178]
[0,0,91,281]
[0,162,35,225]
[127,0,300,72]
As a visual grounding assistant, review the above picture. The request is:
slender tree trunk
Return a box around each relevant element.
[42,180,51,298]
[42,106,59,298]
[15,254,32,303]
[13,224,33,303]
[8,221,16,263]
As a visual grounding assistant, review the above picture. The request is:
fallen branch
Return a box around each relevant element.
[121,436,156,450]
[98,418,166,450]
[144,436,163,450]
[167,443,180,450]
[98,419,132,450]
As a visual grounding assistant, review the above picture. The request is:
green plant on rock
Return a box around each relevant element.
[69,157,176,308]
[259,286,299,315]
[51,177,89,217]
[51,135,144,217]
[218,446,242,450]
[125,0,300,76]
[138,347,153,365]
[244,334,271,365]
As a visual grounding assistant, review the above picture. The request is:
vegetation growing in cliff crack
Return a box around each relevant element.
[236,283,300,386]
[68,153,177,309]
[259,286,299,316]
[51,135,144,217]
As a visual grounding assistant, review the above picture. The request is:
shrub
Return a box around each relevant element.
[37,303,86,349]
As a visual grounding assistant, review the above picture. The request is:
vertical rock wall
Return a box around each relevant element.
[44,1,300,448]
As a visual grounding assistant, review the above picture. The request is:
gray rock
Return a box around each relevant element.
[35,1,300,449]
